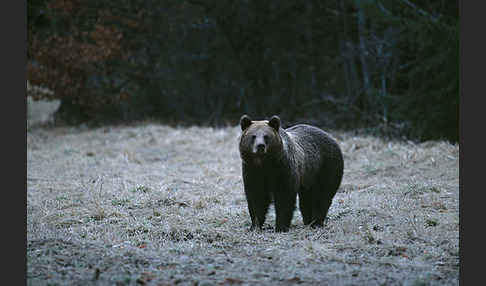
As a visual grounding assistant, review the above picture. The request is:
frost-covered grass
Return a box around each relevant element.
[27,120,459,286]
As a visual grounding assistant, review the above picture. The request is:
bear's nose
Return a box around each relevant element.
[256,144,265,153]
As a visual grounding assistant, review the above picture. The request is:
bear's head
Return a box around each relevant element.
[239,114,282,166]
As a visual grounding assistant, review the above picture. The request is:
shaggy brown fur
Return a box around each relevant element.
[239,115,344,232]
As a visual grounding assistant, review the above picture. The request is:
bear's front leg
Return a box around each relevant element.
[246,192,271,230]
[242,163,271,230]
[273,187,297,232]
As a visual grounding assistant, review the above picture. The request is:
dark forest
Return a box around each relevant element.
[27,0,459,142]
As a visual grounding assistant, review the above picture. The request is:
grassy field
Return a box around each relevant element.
[27,104,459,285]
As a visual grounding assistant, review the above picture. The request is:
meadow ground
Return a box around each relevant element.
[27,101,459,286]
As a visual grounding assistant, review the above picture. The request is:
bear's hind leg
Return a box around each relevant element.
[310,166,341,228]
[310,181,335,228]
[298,190,313,225]
[310,196,332,228]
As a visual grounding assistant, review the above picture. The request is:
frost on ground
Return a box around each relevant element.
[27,122,459,286]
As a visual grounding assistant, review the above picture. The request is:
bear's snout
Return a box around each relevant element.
[251,135,267,154]
[256,143,266,153]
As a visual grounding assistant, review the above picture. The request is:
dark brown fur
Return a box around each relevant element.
[239,115,344,232]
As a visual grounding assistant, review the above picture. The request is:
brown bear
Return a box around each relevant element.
[239,114,343,232]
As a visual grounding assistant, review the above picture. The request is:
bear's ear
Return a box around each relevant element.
[240,114,252,131]
[269,115,280,131]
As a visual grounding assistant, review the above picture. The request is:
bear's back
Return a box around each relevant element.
[284,124,341,159]
[283,124,343,188]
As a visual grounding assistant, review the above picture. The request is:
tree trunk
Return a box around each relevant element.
[357,6,370,97]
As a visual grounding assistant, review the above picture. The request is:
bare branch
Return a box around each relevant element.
[398,0,438,22]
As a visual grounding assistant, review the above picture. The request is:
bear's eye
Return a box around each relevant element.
[251,135,256,141]
[263,135,269,142]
